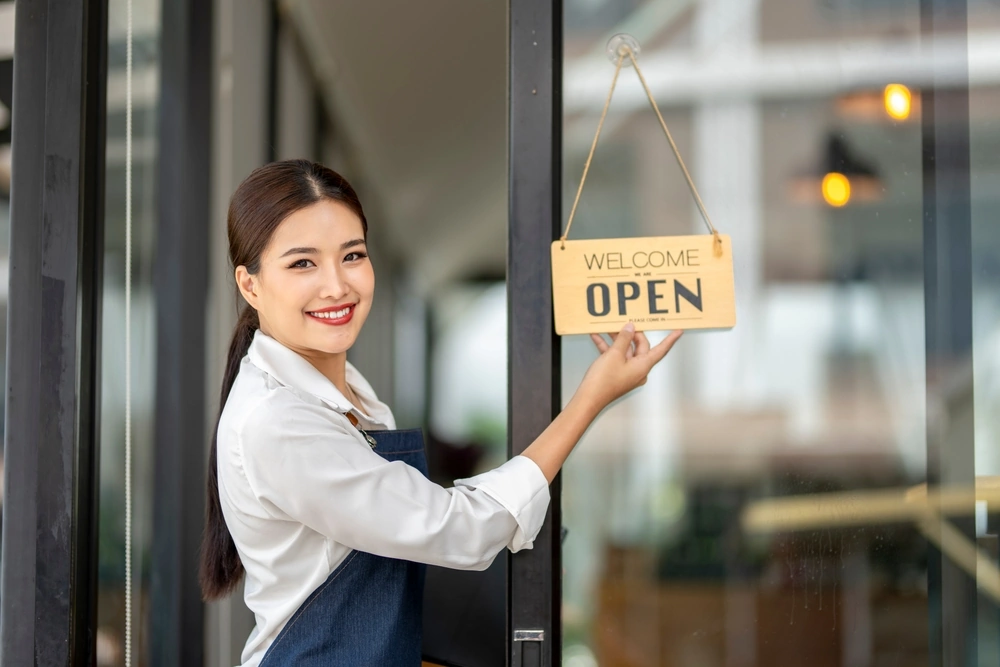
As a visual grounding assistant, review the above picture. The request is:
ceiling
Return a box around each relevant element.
[287,0,511,289]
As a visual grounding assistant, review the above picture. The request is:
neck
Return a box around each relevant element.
[259,323,352,398]
[301,350,350,398]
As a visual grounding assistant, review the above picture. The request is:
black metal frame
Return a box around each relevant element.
[1,0,108,663]
[150,0,213,665]
[507,1,563,665]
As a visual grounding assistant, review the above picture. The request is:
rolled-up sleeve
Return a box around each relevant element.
[453,455,550,552]
[237,394,551,570]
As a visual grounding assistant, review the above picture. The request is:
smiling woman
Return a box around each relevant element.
[234,197,374,399]
[201,159,373,606]
[201,159,681,667]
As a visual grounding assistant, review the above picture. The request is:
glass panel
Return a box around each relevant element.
[558,1,990,664]
[97,0,161,664]
[428,281,508,482]
[970,3,1000,662]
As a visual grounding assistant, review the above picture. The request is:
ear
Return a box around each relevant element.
[235,265,260,309]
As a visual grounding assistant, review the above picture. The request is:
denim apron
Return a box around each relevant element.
[259,429,427,667]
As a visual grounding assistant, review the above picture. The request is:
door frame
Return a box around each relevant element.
[1,0,108,663]
[507,1,563,666]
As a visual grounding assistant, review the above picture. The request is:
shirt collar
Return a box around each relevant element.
[246,330,388,427]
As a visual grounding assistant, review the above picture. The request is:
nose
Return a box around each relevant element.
[319,263,351,301]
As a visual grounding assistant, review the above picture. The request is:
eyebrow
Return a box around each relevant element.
[278,238,366,258]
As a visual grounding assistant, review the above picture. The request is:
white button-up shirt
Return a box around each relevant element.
[217,331,551,666]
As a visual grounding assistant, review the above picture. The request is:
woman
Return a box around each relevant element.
[200,159,682,666]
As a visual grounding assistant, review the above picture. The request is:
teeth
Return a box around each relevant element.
[310,306,351,320]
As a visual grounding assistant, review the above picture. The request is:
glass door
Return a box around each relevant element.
[523,0,1000,665]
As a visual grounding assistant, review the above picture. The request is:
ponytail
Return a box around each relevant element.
[201,159,368,600]
[199,304,259,600]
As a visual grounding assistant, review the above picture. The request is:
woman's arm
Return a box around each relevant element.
[233,323,679,568]
[520,323,682,483]
[237,400,550,569]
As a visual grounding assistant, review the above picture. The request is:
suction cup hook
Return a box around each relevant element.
[606,33,640,67]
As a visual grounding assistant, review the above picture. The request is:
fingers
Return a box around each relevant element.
[594,325,678,366]
[590,333,610,353]
[601,330,634,358]
[610,322,635,356]
[647,329,683,365]
[634,331,650,356]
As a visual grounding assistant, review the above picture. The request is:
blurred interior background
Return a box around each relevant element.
[4,0,1000,665]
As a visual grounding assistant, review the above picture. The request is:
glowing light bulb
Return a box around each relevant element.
[822,172,851,207]
[884,84,912,121]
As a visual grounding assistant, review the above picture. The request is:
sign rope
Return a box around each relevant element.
[560,43,722,257]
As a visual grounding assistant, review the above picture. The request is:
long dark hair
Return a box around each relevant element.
[200,159,368,600]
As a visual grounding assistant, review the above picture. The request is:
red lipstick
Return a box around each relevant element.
[306,304,356,326]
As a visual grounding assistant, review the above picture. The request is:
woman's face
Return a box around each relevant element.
[235,199,373,360]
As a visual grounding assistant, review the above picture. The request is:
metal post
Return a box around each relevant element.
[921,0,977,664]
[151,0,213,664]
[508,0,562,665]
[0,0,108,663]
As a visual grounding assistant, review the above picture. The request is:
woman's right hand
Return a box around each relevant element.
[520,322,683,484]
[575,322,683,412]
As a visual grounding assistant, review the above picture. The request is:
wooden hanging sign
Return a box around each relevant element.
[552,35,737,336]
[551,234,736,335]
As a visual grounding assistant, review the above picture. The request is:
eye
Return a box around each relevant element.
[344,251,368,263]
[288,258,315,269]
